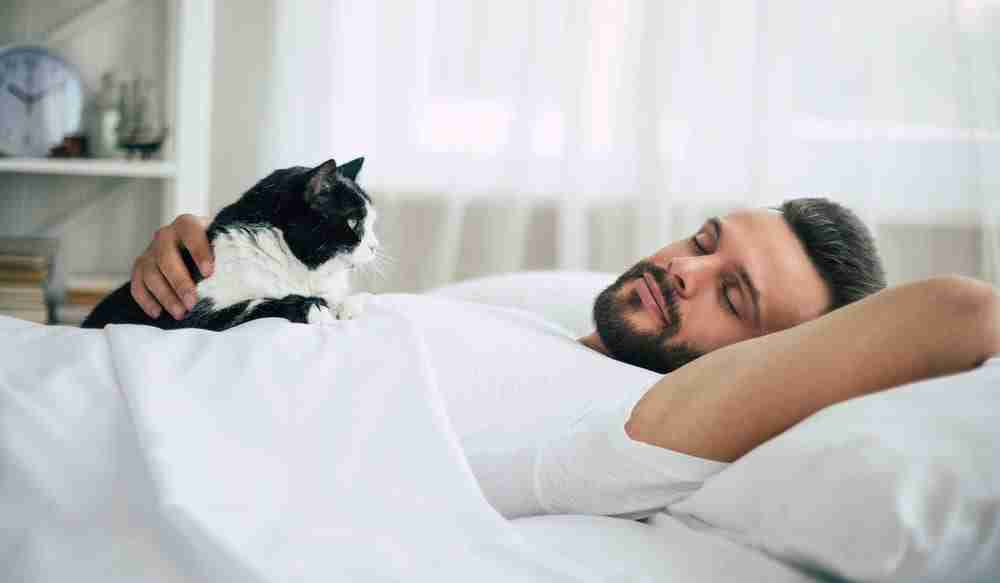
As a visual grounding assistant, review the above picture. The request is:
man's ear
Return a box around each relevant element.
[338,157,364,181]
[306,159,338,204]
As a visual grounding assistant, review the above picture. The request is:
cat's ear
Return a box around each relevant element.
[306,158,338,203]
[338,157,364,181]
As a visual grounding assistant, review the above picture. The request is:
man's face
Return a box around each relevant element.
[593,209,832,373]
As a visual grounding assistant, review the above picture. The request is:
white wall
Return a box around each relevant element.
[207,0,276,214]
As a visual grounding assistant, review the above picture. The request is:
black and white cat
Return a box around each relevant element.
[81,157,378,331]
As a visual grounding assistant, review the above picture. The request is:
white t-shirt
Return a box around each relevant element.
[373,294,729,518]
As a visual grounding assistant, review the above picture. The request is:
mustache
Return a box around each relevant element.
[619,261,681,336]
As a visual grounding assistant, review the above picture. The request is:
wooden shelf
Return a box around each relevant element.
[0,158,176,179]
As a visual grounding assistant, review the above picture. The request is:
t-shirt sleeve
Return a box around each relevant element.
[467,396,730,519]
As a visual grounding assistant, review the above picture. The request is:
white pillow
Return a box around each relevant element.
[427,270,616,337]
[667,359,1000,583]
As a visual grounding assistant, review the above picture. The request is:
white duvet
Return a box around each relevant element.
[18,277,992,582]
[1,311,598,581]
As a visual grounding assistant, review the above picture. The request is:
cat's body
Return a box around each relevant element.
[81,157,378,331]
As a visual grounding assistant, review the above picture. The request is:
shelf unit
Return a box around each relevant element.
[0,0,217,325]
[0,0,215,219]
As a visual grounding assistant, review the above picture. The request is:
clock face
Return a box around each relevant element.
[0,45,84,157]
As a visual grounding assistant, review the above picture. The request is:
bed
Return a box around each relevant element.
[3,271,999,582]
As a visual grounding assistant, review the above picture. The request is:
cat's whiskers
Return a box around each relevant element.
[373,249,396,266]
[362,269,385,285]
[363,258,387,281]
[356,248,392,284]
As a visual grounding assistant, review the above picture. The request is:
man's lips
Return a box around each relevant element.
[637,273,671,326]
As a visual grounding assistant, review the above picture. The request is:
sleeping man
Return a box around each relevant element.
[124,197,1000,518]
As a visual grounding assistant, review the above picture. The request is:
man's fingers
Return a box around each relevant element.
[152,226,199,315]
[144,259,189,320]
[130,259,163,319]
[174,214,214,278]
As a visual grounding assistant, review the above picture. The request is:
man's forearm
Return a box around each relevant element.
[626,275,1000,463]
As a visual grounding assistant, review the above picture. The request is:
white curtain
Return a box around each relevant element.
[258,0,1000,293]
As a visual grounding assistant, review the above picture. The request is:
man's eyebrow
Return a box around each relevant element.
[713,217,762,330]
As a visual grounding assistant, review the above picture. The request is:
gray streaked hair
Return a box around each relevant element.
[775,197,886,311]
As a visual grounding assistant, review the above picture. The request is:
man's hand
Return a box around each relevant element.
[131,214,213,320]
[626,275,1000,463]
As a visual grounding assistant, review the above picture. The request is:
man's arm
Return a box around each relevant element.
[626,275,1000,462]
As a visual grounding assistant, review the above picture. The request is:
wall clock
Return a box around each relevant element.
[0,45,85,158]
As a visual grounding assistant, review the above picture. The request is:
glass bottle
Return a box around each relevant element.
[90,72,122,158]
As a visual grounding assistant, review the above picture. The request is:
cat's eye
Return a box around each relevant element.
[347,218,359,231]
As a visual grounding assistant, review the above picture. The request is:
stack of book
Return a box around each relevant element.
[0,237,57,324]
[58,274,124,326]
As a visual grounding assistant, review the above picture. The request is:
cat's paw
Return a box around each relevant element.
[334,292,372,320]
[306,303,336,325]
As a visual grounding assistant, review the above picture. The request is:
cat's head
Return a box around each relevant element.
[278,157,379,270]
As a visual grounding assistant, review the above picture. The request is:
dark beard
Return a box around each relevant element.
[593,261,704,374]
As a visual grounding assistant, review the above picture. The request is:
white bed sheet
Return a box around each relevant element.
[513,513,816,582]
[0,303,815,582]
[1,313,594,581]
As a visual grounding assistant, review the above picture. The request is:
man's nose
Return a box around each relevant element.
[668,256,719,300]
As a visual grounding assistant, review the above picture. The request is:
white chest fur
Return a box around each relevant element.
[196,226,351,312]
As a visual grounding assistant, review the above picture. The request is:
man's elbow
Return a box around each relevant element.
[623,396,701,457]
[623,413,645,443]
[623,398,665,449]
[924,274,1000,363]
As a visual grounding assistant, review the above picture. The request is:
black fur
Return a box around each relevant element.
[81,157,372,330]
